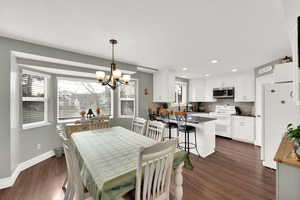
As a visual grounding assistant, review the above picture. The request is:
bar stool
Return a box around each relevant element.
[160,109,178,140]
[175,111,200,156]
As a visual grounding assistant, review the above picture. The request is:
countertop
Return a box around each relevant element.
[232,114,256,118]
[189,116,216,123]
[274,136,300,168]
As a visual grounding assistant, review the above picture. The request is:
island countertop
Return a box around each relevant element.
[274,136,300,168]
[188,116,217,123]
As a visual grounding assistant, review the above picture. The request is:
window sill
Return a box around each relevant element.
[57,116,114,124]
[118,116,134,119]
[22,121,52,130]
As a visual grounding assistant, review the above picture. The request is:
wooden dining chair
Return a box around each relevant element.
[56,124,69,192]
[131,117,147,135]
[145,120,165,142]
[135,139,177,200]
[58,132,90,200]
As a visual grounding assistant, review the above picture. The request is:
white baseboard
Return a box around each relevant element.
[0,150,55,189]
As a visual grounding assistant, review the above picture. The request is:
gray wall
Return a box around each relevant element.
[0,36,153,178]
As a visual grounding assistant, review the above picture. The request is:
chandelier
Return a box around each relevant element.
[96,39,131,89]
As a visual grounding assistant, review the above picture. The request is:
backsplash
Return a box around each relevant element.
[200,99,255,115]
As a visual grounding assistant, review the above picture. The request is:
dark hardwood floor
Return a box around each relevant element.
[0,137,276,200]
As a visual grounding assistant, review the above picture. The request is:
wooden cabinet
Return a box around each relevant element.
[231,116,255,143]
[153,69,176,102]
[234,71,255,102]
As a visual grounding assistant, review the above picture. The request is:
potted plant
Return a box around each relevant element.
[286,123,300,156]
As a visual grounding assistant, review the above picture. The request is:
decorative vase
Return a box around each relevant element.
[87,109,95,119]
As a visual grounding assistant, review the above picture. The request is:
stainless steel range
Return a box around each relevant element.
[209,105,236,138]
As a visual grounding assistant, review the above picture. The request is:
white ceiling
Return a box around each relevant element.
[0,0,292,78]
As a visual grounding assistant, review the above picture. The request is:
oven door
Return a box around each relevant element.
[213,114,232,138]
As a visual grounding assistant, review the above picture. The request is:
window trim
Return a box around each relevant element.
[56,76,114,123]
[118,79,138,118]
[21,70,50,130]
[173,81,188,106]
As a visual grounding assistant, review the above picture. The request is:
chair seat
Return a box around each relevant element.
[178,125,195,132]
[166,122,178,129]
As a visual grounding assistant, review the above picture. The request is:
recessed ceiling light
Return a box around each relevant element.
[211,59,219,64]
[205,73,211,77]
[182,67,188,71]
[232,68,238,72]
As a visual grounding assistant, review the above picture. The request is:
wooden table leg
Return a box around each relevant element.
[174,162,184,200]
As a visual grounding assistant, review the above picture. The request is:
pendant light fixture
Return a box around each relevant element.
[96,39,131,89]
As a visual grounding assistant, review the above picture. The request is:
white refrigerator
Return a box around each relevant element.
[262,82,300,169]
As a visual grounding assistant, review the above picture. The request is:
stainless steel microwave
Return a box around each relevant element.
[213,87,234,98]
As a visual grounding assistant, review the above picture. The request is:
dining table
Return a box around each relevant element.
[70,126,192,200]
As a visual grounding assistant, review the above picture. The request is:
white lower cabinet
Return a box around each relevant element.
[231,116,255,143]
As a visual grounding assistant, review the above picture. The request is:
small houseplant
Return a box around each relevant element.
[286,123,300,155]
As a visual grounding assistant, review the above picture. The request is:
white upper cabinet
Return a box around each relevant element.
[210,76,234,88]
[189,78,206,102]
[189,78,216,102]
[274,62,294,83]
[153,69,176,102]
[234,71,255,102]
[290,25,300,105]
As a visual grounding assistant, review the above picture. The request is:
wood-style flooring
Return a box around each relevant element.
[0,137,276,200]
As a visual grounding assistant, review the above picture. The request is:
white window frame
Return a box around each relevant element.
[118,79,138,118]
[22,69,50,130]
[173,81,188,106]
[56,76,114,123]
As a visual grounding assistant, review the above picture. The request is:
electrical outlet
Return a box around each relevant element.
[37,144,41,150]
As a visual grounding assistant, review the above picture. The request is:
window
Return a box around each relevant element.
[22,70,49,128]
[118,79,138,118]
[174,81,187,105]
[57,77,113,122]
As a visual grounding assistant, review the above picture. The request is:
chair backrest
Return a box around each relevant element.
[174,111,187,126]
[131,117,147,135]
[135,139,177,200]
[145,121,165,142]
[58,133,85,199]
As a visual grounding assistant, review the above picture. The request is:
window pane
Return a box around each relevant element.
[120,80,136,98]
[23,101,44,124]
[22,74,45,97]
[121,100,134,116]
[57,79,112,120]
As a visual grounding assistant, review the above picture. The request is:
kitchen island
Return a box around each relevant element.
[165,115,216,158]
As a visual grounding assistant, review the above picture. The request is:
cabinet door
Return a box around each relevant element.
[232,116,255,143]
[153,69,176,102]
[189,79,205,102]
[234,71,255,102]
[274,63,294,83]
[204,79,216,102]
